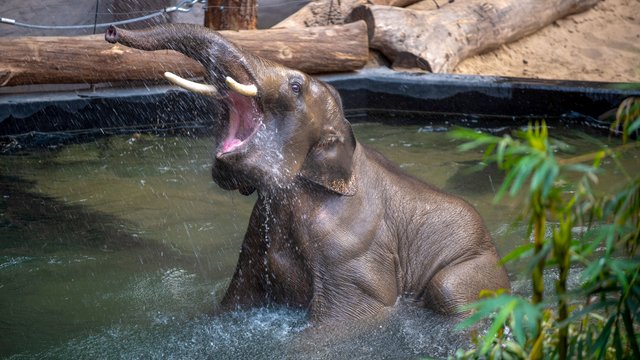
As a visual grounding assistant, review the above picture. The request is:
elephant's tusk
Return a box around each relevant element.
[163,72,219,96]
[225,76,258,97]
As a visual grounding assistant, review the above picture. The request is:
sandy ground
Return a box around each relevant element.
[453,0,640,83]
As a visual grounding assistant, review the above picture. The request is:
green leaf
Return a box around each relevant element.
[564,163,599,175]
[496,137,510,166]
[455,302,494,331]
[627,117,640,134]
[590,316,615,360]
[623,298,640,358]
[613,320,623,360]
[608,260,630,292]
[495,166,518,203]
[500,243,534,265]
[449,128,501,152]
[581,255,606,284]
[483,142,497,160]
[510,156,539,197]
[481,300,517,353]
[530,159,552,196]
[503,341,526,358]
[541,161,559,200]
[525,241,552,274]
[578,226,612,258]
[510,305,529,347]
[558,299,617,328]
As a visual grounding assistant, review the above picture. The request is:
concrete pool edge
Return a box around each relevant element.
[1,68,638,138]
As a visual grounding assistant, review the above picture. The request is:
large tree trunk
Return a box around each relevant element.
[273,0,423,29]
[0,21,368,87]
[347,0,599,73]
[204,0,257,30]
[274,0,366,28]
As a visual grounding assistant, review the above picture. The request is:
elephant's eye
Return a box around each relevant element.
[291,81,302,94]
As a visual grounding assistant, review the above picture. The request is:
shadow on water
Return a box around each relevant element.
[443,161,505,196]
[0,174,225,356]
[1,175,150,254]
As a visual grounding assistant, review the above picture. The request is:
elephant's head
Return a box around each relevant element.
[105,24,356,196]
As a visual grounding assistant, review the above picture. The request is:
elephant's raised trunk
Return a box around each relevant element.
[105,24,258,93]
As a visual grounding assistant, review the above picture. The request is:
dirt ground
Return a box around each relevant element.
[453,0,640,83]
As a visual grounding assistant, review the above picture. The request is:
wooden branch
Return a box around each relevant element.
[0,21,368,87]
[347,0,599,73]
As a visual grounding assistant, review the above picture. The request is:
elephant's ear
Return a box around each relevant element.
[300,122,357,196]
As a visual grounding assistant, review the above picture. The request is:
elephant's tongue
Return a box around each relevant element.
[219,93,260,156]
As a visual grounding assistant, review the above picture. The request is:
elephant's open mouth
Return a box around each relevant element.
[218,92,263,157]
[159,71,262,158]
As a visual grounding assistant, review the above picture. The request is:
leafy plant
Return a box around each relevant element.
[450,97,640,360]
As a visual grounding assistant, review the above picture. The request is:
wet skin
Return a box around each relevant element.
[106,24,510,323]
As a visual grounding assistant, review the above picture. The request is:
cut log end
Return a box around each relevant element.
[345,5,375,42]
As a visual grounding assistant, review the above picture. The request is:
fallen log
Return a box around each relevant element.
[347,0,599,73]
[0,21,368,87]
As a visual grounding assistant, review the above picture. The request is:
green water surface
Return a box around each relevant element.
[1,124,637,358]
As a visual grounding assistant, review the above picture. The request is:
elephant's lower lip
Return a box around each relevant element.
[216,92,262,158]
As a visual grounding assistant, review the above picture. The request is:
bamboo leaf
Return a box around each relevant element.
[483,142,497,160]
[504,341,527,359]
[456,295,514,331]
[510,156,540,197]
[530,159,551,196]
[496,137,511,166]
[627,117,640,134]
[558,300,617,327]
[481,300,517,353]
[541,161,559,200]
[613,320,623,360]
[591,316,615,360]
[525,242,552,274]
[500,243,534,265]
[623,298,640,358]
[581,256,606,284]
[608,260,629,292]
[495,166,518,203]
[511,305,526,346]
[527,330,544,360]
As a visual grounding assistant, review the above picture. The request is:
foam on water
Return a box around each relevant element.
[19,304,476,359]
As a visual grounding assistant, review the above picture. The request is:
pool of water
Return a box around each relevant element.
[1,124,637,359]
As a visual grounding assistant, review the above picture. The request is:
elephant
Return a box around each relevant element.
[105,24,510,324]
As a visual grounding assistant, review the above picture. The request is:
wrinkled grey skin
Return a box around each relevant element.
[106,24,510,323]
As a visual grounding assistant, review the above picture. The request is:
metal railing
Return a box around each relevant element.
[0,0,205,30]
